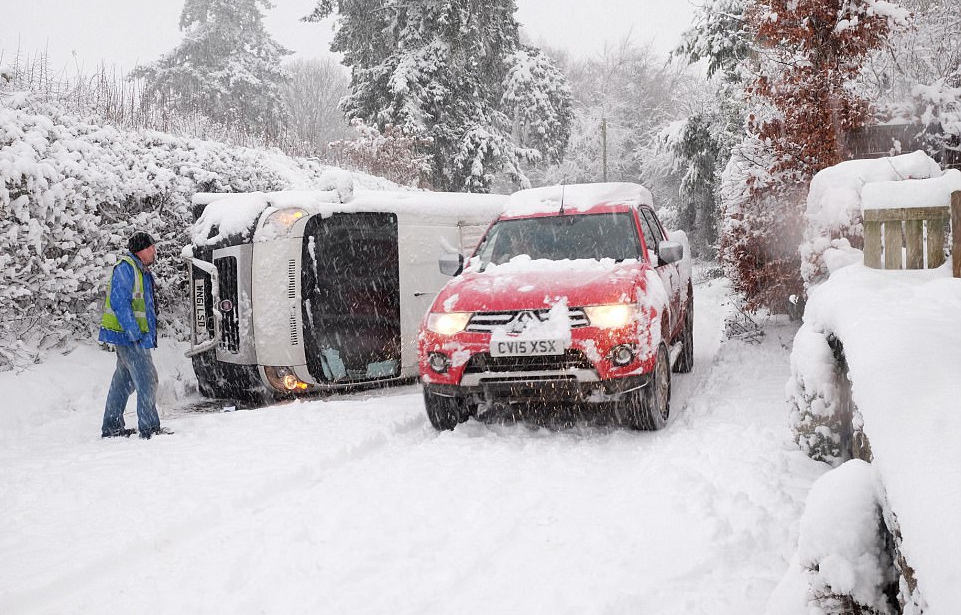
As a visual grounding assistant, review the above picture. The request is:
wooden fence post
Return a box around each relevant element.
[952,191,961,278]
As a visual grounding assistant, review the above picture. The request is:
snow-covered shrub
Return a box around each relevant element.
[799,151,943,288]
[327,120,433,189]
[718,136,807,313]
[0,90,394,371]
[787,323,844,465]
[800,460,897,615]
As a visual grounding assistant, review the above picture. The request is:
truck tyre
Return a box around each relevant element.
[673,297,694,374]
[423,388,472,431]
[615,343,671,430]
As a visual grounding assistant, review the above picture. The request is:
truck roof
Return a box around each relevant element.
[503,182,653,218]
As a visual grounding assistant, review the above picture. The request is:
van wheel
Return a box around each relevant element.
[615,343,671,430]
[673,299,694,373]
[423,389,472,431]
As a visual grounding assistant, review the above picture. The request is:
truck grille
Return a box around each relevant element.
[466,308,589,333]
[463,350,594,374]
[214,256,240,353]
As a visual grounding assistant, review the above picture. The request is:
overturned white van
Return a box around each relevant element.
[184,187,506,398]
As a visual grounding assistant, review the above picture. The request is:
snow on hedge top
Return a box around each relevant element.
[802,263,961,614]
[191,187,509,246]
[861,169,961,210]
[805,150,942,229]
[505,182,653,216]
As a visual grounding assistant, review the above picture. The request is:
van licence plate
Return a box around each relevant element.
[490,339,563,357]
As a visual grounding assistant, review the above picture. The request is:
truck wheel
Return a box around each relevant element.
[423,388,472,431]
[616,343,671,430]
[673,299,694,374]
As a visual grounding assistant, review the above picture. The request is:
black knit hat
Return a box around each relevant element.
[128,231,156,254]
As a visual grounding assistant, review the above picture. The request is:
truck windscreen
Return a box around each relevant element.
[476,212,642,267]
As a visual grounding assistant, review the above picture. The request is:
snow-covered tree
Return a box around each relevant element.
[304,0,572,192]
[746,0,910,181]
[859,0,961,153]
[282,57,351,155]
[534,40,691,189]
[707,0,910,313]
[327,119,433,188]
[674,0,753,82]
[131,0,292,138]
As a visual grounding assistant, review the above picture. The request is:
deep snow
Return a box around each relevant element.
[0,272,827,614]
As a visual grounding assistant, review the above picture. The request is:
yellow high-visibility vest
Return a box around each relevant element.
[100,255,149,333]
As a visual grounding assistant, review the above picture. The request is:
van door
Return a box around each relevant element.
[300,212,401,383]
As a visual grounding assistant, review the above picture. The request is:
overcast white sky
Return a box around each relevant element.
[1,0,696,75]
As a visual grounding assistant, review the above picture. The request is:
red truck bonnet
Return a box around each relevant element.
[434,263,649,314]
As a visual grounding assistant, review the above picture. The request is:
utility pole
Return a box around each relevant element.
[601,116,608,182]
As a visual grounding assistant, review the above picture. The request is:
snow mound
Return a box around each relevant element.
[767,460,893,615]
[800,151,943,286]
[861,169,961,210]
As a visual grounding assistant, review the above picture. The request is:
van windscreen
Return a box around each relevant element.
[300,212,401,383]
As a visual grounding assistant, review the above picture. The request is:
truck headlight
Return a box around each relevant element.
[584,304,636,329]
[426,312,471,335]
[264,208,308,235]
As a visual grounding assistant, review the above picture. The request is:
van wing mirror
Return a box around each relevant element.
[657,241,683,266]
[439,253,464,276]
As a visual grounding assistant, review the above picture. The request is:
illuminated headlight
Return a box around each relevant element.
[264,208,308,235]
[264,366,310,392]
[426,312,472,335]
[584,304,636,329]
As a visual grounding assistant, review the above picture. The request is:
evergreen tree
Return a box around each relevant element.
[304,0,572,192]
[132,0,292,138]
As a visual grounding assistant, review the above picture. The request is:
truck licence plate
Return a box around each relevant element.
[490,339,563,357]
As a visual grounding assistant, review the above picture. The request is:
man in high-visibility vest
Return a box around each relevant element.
[99,231,171,439]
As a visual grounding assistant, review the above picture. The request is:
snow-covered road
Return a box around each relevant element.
[0,274,826,615]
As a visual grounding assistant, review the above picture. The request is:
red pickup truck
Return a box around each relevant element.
[417,182,693,430]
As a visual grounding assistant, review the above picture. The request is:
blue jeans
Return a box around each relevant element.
[102,344,160,437]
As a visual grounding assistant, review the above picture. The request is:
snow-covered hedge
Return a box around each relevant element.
[0,90,393,371]
[766,460,899,615]
[786,324,845,465]
[799,151,943,288]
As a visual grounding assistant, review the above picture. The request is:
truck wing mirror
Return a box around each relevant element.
[439,253,464,276]
[657,241,683,266]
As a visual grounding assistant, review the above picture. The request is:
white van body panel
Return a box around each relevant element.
[189,188,507,394]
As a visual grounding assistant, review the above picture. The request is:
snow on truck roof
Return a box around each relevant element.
[190,188,509,247]
[503,182,654,217]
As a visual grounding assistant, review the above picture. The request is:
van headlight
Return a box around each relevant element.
[426,312,472,335]
[584,304,636,329]
[264,208,308,235]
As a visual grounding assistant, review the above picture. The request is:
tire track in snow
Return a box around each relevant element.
[0,402,433,615]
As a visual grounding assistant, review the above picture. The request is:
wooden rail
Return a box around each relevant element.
[863,190,961,277]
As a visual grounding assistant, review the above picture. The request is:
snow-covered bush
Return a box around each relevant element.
[787,323,845,465]
[0,89,393,371]
[327,120,433,188]
[766,459,898,615]
[799,151,944,288]
[718,136,807,313]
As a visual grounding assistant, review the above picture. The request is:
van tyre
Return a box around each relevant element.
[615,343,671,430]
[673,298,694,374]
[423,389,472,431]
